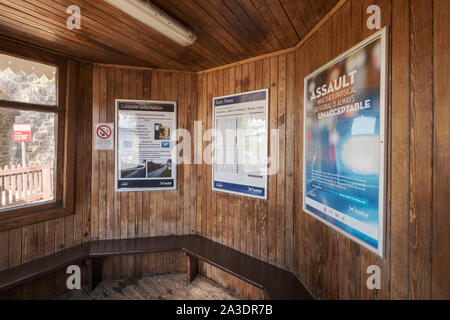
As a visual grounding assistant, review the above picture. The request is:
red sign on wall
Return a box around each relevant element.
[13,123,32,142]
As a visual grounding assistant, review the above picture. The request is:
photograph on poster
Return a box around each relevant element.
[212,89,269,199]
[115,100,177,191]
[303,28,387,257]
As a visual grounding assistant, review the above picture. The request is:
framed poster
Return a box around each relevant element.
[303,28,388,257]
[212,89,269,199]
[115,99,177,192]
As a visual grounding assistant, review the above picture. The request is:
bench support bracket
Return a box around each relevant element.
[86,257,103,291]
[186,254,199,283]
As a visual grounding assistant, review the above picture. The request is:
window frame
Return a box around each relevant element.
[0,39,76,231]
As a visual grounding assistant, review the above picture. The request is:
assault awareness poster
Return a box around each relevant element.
[212,89,268,199]
[303,28,387,256]
[115,100,177,192]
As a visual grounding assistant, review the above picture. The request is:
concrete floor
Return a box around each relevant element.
[55,273,241,300]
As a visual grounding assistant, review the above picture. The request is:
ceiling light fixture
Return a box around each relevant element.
[103,0,197,46]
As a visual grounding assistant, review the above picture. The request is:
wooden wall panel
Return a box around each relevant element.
[197,54,295,297]
[1,0,447,301]
[390,0,410,300]
[0,61,93,299]
[432,0,450,300]
[91,66,197,279]
[197,0,448,300]
[408,0,433,300]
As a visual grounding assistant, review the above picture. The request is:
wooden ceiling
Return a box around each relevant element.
[0,0,339,71]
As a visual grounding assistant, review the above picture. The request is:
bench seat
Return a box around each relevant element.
[0,235,314,300]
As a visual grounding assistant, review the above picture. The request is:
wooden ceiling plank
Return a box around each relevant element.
[150,0,233,66]
[323,0,340,20]
[215,0,277,53]
[13,0,207,70]
[0,17,129,65]
[294,0,318,31]
[0,3,119,58]
[153,0,247,60]
[74,0,208,69]
[0,1,154,67]
[55,0,182,52]
[307,0,319,21]
[0,0,342,71]
[249,0,292,48]
[194,0,262,56]
[1,8,186,69]
[279,0,310,38]
[263,0,300,43]
[85,0,188,48]
[186,42,231,70]
[0,26,87,62]
[7,0,157,68]
[199,0,270,54]
[31,0,190,69]
[83,3,213,71]
[233,0,283,49]
[1,1,106,50]
[308,0,334,22]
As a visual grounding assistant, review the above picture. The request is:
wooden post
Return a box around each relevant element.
[186,254,199,283]
[17,167,22,201]
[42,164,51,200]
[86,258,92,290]
[0,175,3,207]
[86,257,104,291]
[10,165,16,204]
[4,167,10,206]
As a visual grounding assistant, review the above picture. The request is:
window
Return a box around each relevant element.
[0,44,76,231]
[0,108,57,210]
[0,53,57,105]
[0,54,57,211]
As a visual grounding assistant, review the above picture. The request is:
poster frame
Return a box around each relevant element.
[302,27,388,257]
[212,88,269,200]
[115,99,177,192]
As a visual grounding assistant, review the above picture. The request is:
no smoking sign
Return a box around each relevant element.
[97,124,112,140]
[95,123,114,150]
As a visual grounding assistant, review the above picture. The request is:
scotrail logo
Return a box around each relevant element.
[348,206,369,218]
[161,141,170,148]
[248,187,263,194]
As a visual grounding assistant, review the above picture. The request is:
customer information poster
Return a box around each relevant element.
[303,29,387,256]
[212,89,268,199]
[115,100,177,191]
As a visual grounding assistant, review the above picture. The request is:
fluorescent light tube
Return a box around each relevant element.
[104,0,197,46]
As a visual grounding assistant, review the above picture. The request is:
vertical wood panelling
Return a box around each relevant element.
[390,0,410,300]
[1,0,447,301]
[0,61,92,299]
[408,0,433,300]
[197,0,447,300]
[91,67,197,280]
[432,0,450,300]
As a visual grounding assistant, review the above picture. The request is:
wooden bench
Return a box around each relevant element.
[0,235,314,300]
